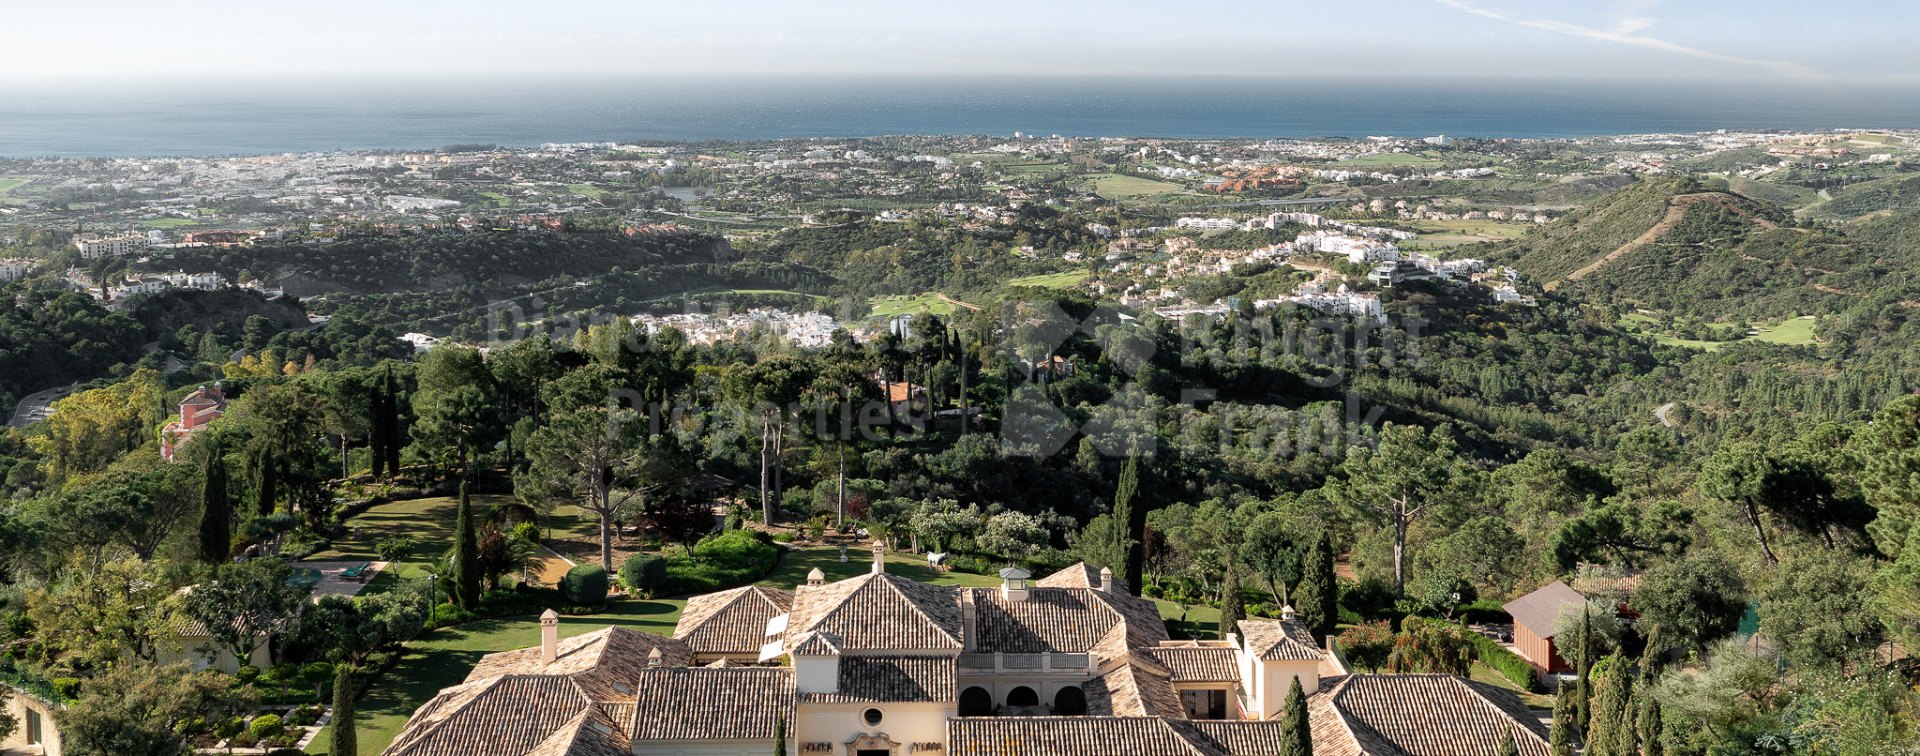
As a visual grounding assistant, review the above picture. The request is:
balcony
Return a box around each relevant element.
[957,652,1090,674]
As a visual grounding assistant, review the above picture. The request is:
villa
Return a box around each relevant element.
[384,545,1550,756]
[159,383,227,462]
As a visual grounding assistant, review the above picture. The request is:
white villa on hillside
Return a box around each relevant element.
[384,544,1550,756]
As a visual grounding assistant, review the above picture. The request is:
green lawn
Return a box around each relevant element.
[869,292,956,318]
[1007,269,1090,289]
[0,177,31,194]
[308,494,521,595]
[1618,313,1819,351]
[1087,173,1184,200]
[568,184,608,198]
[478,191,513,207]
[140,217,197,229]
[1338,151,1447,168]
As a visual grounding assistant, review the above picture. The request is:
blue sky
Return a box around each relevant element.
[0,0,1907,80]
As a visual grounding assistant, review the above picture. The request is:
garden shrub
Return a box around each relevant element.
[620,554,667,595]
[249,713,284,740]
[560,564,610,605]
[659,530,781,595]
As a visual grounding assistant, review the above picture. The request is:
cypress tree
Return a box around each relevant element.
[1548,685,1578,756]
[1296,532,1339,642]
[1496,729,1519,756]
[1278,675,1311,756]
[197,434,231,565]
[253,447,278,516]
[369,368,390,479]
[454,482,481,609]
[1575,609,1592,734]
[1588,653,1635,756]
[1115,453,1144,596]
[1219,564,1246,640]
[1638,636,1664,756]
[330,663,357,756]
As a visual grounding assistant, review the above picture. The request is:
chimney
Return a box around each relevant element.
[646,647,663,668]
[807,567,825,587]
[539,609,559,664]
[1099,566,1114,593]
[1281,605,1298,622]
[871,540,886,575]
[999,567,1032,602]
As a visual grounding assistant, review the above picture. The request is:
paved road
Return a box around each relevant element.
[7,383,76,429]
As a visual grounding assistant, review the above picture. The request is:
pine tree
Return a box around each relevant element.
[1279,675,1311,756]
[1497,728,1519,756]
[1114,453,1144,595]
[453,482,481,609]
[331,663,357,756]
[1575,609,1592,735]
[197,434,231,565]
[1296,532,1338,642]
[1549,685,1578,756]
[1219,564,1246,640]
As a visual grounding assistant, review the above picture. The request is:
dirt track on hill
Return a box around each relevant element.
[1547,193,1776,291]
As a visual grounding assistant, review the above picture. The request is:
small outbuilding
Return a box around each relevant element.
[1503,580,1587,679]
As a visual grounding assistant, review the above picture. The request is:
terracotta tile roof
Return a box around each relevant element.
[947,717,1212,756]
[790,630,845,656]
[386,675,603,756]
[787,572,964,652]
[948,717,1299,756]
[1086,661,1183,718]
[521,706,632,756]
[1502,581,1585,640]
[968,587,1122,653]
[1139,645,1241,683]
[799,655,957,703]
[466,626,690,701]
[627,667,793,741]
[673,585,793,656]
[1238,619,1323,662]
[1035,561,1126,592]
[1307,674,1552,756]
[1174,720,1297,755]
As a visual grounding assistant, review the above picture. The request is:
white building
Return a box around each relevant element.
[74,232,148,259]
[0,258,32,282]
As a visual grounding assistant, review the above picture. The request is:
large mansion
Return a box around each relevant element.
[385,544,1550,756]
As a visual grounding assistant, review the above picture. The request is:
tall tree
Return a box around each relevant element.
[181,559,308,665]
[1218,563,1246,640]
[1548,685,1578,756]
[57,663,252,756]
[524,365,685,570]
[723,358,809,524]
[1278,676,1311,756]
[197,434,231,565]
[410,345,503,482]
[1240,512,1303,606]
[1295,532,1339,642]
[1115,453,1146,595]
[1329,423,1470,596]
[330,664,357,756]
[1575,609,1592,735]
[1635,552,1746,653]
[453,482,481,610]
[1588,653,1636,756]
[1496,730,1519,756]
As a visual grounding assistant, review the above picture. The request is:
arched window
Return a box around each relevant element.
[1007,686,1040,708]
[1053,685,1088,716]
[958,686,994,717]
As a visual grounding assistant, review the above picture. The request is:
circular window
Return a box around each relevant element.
[862,708,884,726]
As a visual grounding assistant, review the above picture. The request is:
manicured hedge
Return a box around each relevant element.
[1467,629,1539,691]
[560,564,610,605]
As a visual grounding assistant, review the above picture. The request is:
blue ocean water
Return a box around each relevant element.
[2,75,1918,158]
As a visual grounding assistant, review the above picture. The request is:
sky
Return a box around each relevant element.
[0,0,1909,81]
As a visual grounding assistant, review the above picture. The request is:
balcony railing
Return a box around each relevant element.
[958,652,1090,673]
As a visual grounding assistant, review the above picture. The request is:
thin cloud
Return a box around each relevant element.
[1435,0,1821,78]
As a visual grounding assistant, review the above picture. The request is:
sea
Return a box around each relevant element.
[4,75,1920,158]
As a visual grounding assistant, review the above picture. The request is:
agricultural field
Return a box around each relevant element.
[1618,313,1819,351]
[869,292,958,318]
[1402,218,1533,247]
